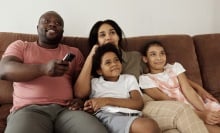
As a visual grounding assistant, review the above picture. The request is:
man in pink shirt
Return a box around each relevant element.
[0,11,107,133]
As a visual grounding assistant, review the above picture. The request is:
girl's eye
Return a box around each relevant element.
[149,53,156,57]
[161,52,166,55]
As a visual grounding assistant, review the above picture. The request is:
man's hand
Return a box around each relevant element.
[43,59,69,76]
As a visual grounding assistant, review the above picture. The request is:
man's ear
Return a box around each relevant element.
[142,56,148,63]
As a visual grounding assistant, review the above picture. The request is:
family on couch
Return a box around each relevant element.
[0,10,219,133]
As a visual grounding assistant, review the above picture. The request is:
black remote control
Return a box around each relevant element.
[63,53,75,62]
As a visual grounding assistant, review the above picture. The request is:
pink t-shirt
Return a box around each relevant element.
[3,40,84,112]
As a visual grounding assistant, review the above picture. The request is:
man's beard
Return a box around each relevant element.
[42,34,63,45]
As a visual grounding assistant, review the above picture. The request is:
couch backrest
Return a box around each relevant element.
[124,35,202,85]
[0,32,202,104]
[193,33,220,101]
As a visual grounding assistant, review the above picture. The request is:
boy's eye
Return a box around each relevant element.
[105,61,111,65]
[114,58,120,62]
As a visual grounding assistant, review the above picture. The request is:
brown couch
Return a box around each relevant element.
[0,32,220,132]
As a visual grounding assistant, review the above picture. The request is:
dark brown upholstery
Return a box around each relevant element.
[193,34,220,101]
[0,32,219,132]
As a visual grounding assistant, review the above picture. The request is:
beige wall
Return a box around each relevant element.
[0,0,219,37]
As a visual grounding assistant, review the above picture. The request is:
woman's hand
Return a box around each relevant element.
[88,44,99,57]
[67,98,84,111]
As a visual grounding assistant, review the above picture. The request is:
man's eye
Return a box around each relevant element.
[55,22,61,26]
[42,19,49,24]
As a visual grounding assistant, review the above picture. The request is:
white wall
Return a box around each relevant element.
[214,0,220,32]
[0,0,219,37]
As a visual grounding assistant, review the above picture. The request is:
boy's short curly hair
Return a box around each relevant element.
[92,43,122,77]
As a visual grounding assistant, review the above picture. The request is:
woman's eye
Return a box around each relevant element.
[99,34,105,37]
[110,31,116,35]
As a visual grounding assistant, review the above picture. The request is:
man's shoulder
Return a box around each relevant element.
[11,40,34,44]
[8,40,36,48]
[60,44,81,52]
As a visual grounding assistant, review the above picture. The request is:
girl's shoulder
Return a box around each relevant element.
[165,62,185,75]
[165,62,183,69]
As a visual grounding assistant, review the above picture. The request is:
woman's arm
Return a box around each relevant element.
[178,73,205,111]
[74,45,98,98]
[84,90,144,112]
[142,88,175,101]
[188,79,218,102]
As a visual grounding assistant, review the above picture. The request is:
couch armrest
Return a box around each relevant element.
[0,104,12,132]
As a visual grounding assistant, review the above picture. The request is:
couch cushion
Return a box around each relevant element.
[0,81,13,104]
[124,35,203,86]
[0,32,38,104]
[193,34,220,101]
[0,104,12,132]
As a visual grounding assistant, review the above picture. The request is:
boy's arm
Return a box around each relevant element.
[84,90,144,112]
[188,79,218,102]
[143,88,175,101]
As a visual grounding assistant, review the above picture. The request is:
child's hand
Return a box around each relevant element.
[198,90,218,103]
[84,98,107,112]
[203,110,220,125]
[84,100,94,113]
